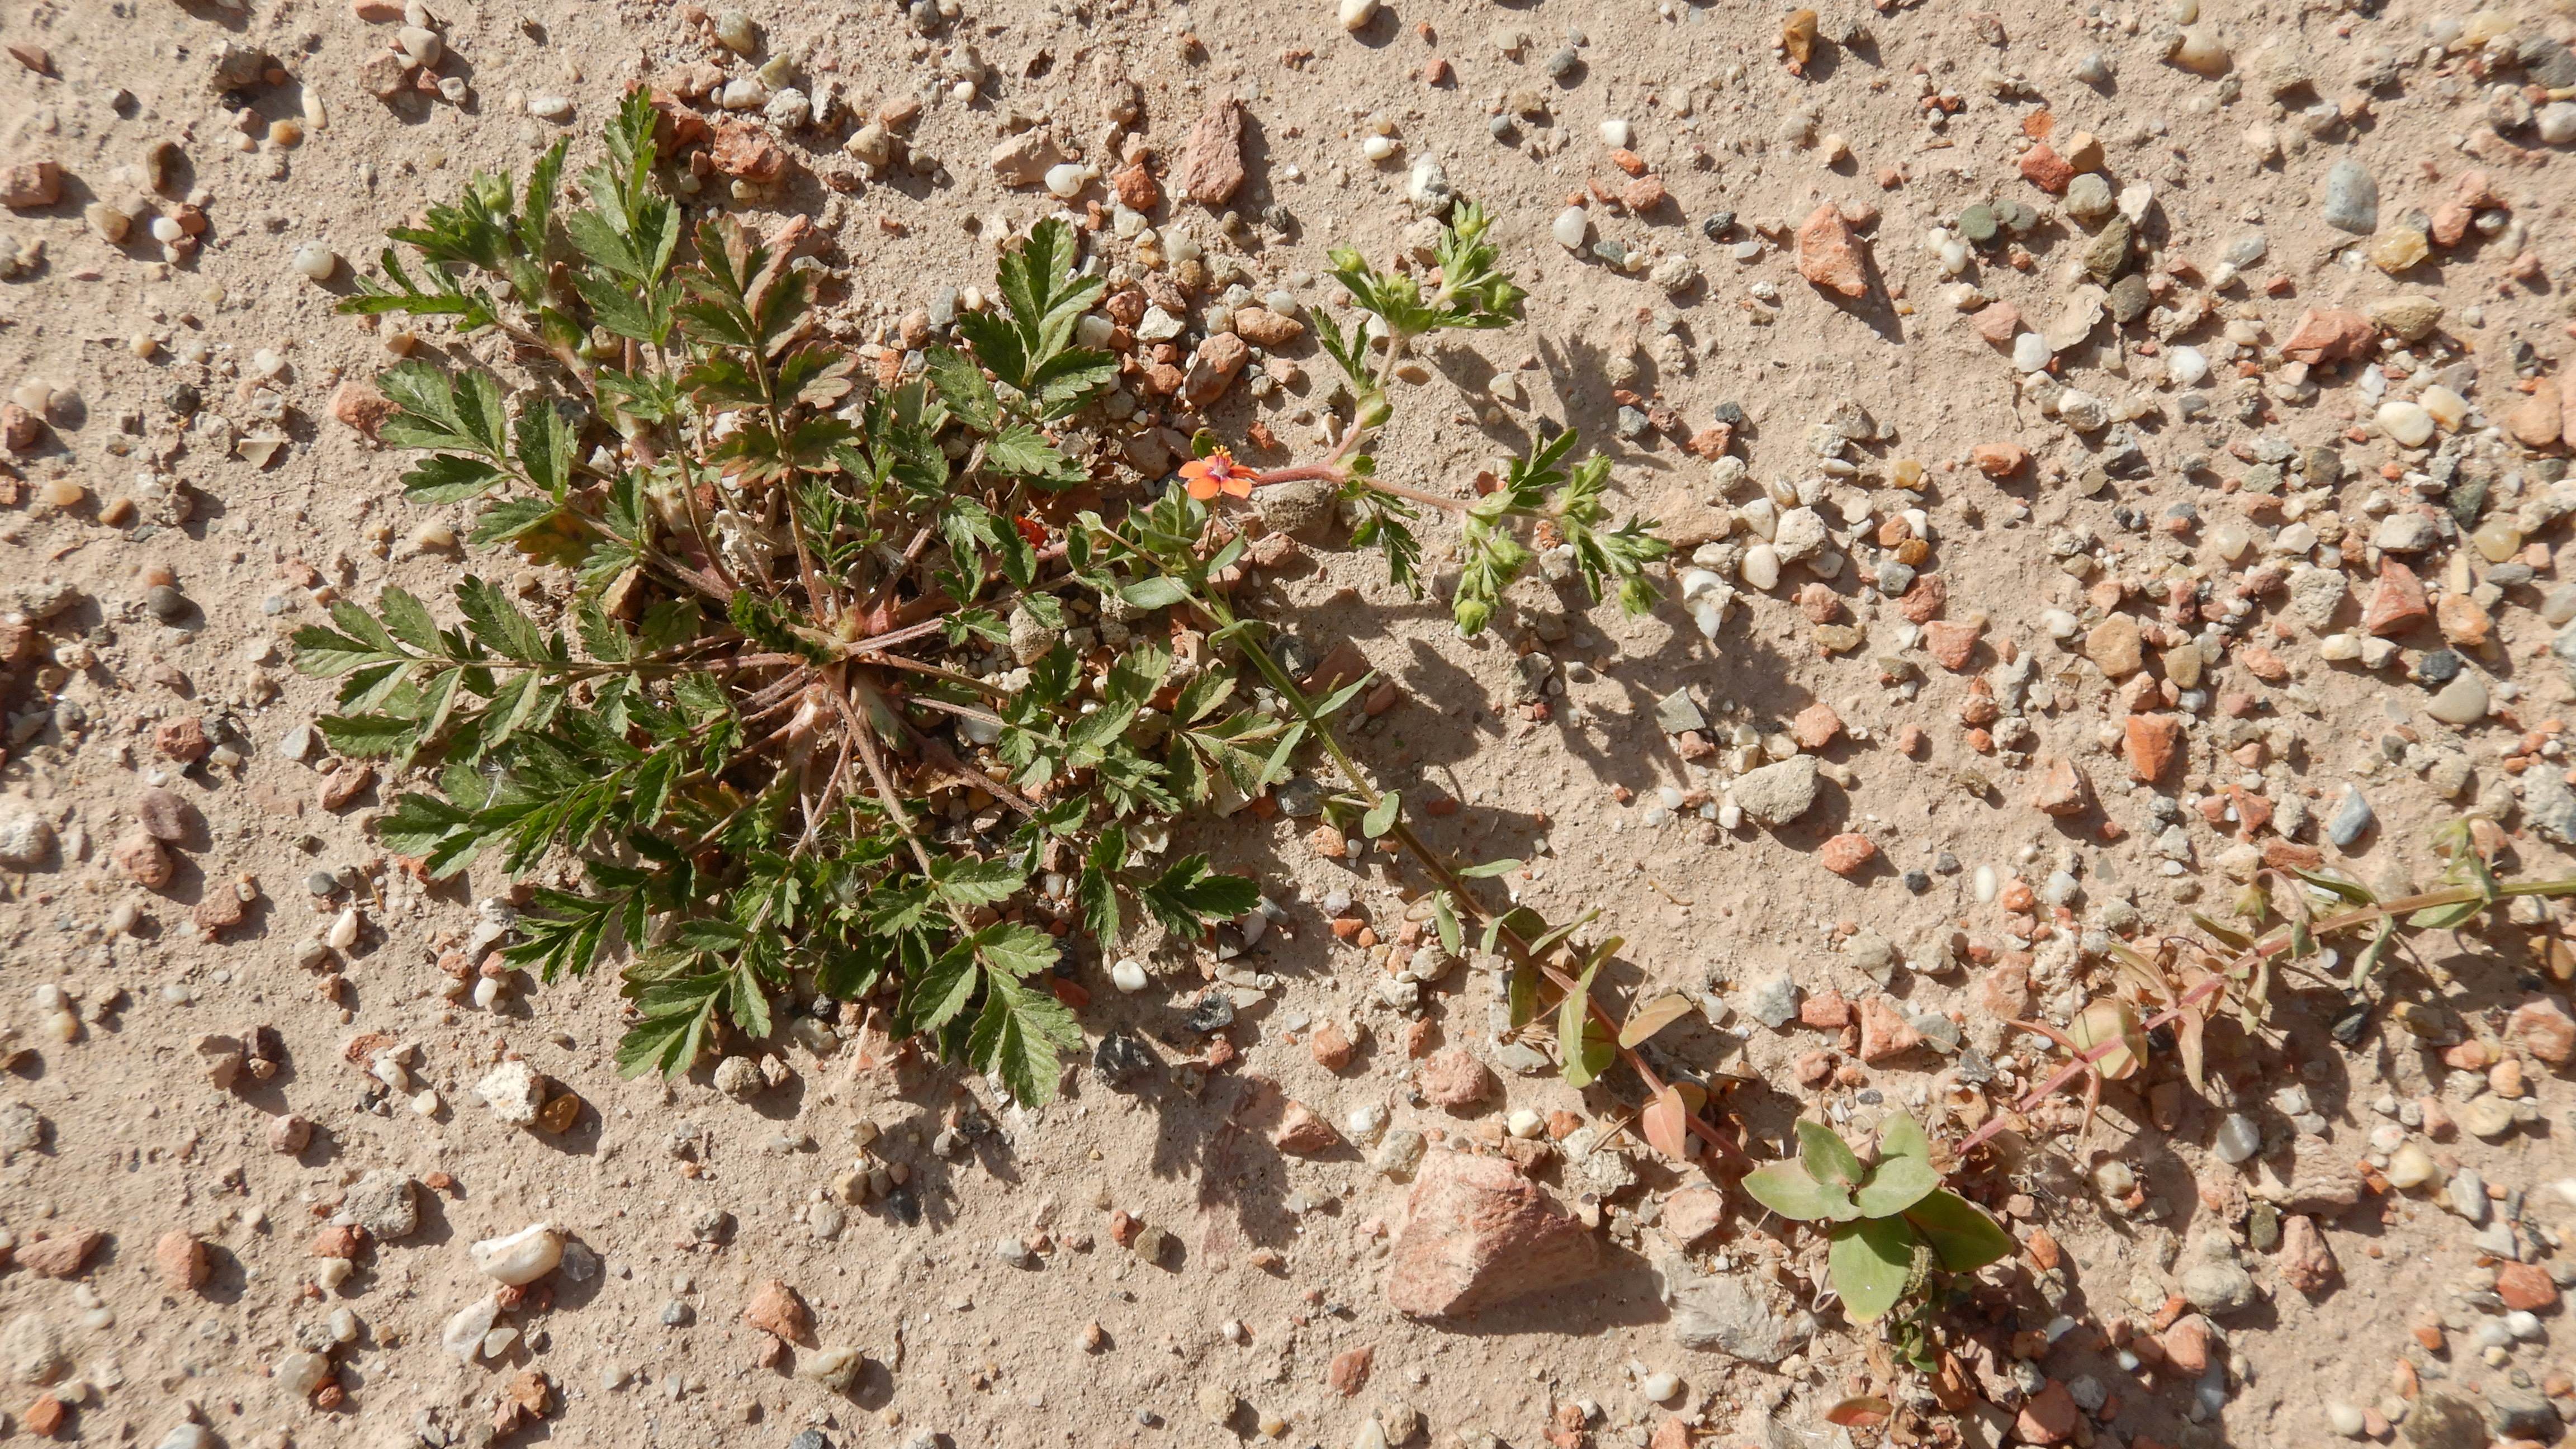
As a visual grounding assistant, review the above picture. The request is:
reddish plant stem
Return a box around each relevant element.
[1952,878,2573,1157]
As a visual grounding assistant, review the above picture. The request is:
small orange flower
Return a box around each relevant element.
[1179,448,1252,501]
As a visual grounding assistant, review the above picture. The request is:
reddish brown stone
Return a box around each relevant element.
[1385,1152,1604,1317]
[24,1395,65,1436]
[709,119,786,182]
[1309,1019,1354,1071]
[1980,960,2033,1019]
[1418,1048,1494,1110]
[328,380,394,441]
[2017,143,2073,194]
[1794,203,1870,298]
[1801,988,1851,1029]
[1818,833,1877,877]
[2032,756,2091,816]
[2507,998,2575,1067]
[1621,174,1668,212]
[1922,619,1982,671]
[18,1229,100,1279]
[1183,332,1249,408]
[1230,306,1304,348]
[1898,574,1947,624]
[114,830,173,889]
[155,1230,209,1292]
[743,1278,812,1343]
[1,159,61,209]
[1858,997,1919,1062]
[2014,1381,2078,1446]
[155,716,211,763]
[1971,442,2029,478]
[1271,1101,1341,1155]
[1175,97,1248,206]
[1971,301,2024,345]
[1661,1187,1726,1246]
[2277,1213,2337,1292]
[1112,161,1159,211]
[2123,713,2184,783]
[1327,1345,1374,1396]
[310,1223,363,1259]
[2497,1261,2560,1311]
[2278,308,2375,365]
[2159,1315,2213,1376]
[1791,702,1844,750]
[2362,559,2429,637]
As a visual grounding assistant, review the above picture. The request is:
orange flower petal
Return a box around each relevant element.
[1186,475,1221,500]
[1222,475,1254,499]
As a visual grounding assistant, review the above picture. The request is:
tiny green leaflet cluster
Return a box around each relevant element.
[1741,1116,2016,1322]
[1305,201,1669,636]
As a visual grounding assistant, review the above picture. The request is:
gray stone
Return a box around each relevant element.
[0,809,51,869]
[2321,158,2379,234]
[3,1312,64,1385]
[2404,1394,2489,1449]
[1253,477,1339,541]
[2484,1384,2561,1440]
[2525,764,2576,845]
[1660,1259,1816,1363]
[340,1169,418,1241]
[2326,787,2374,848]
[2213,1112,2262,1163]
[2446,1168,2489,1224]
[1654,690,1707,735]
[153,1427,215,1449]
[476,1059,546,1126]
[1746,977,1800,1029]
[2179,1236,2257,1315]
[1730,756,1819,827]
[2427,675,2488,726]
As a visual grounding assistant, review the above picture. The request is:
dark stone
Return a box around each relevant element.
[1701,211,1735,239]
[2416,649,2463,686]
[2485,1385,2562,1441]
[788,1432,834,1449]
[1093,1032,1157,1085]
[1183,991,1236,1034]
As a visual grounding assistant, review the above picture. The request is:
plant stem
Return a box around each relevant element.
[1954,876,2576,1157]
[1209,585,1743,1165]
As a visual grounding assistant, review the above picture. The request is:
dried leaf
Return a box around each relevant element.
[1617,992,1695,1049]
[1825,1396,1895,1428]
[1641,1084,1692,1161]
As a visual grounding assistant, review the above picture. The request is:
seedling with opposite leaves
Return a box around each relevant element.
[1741,1115,2016,1322]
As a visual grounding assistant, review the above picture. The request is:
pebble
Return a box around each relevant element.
[1110,958,1148,993]
[2377,400,2434,447]
[2326,787,2374,848]
[292,243,337,282]
[2322,158,2379,235]
[2213,1112,2261,1163]
[2447,1168,2489,1224]
[1552,207,1590,251]
[2427,675,2487,726]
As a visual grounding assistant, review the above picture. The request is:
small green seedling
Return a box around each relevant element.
[1741,1114,2017,1322]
